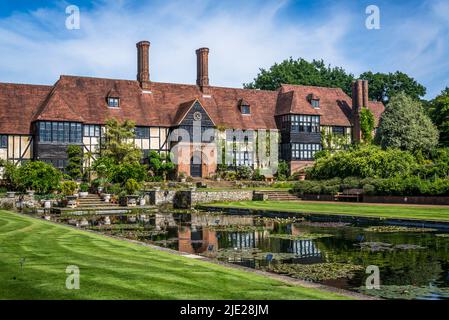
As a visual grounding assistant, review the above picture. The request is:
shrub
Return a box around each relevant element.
[79,182,89,192]
[341,177,361,190]
[66,145,83,180]
[60,181,78,196]
[15,161,62,194]
[124,179,142,195]
[224,171,237,181]
[236,166,253,180]
[307,145,418,180]
[293,180,321,196]
[112,163,147,183]
[276,161,289,181]
[362,184,376,195]
[252,169,265,181]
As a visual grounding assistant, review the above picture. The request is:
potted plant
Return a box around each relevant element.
[61,180,78,208]
[178,172,187,183]
[124,179,141,207]
[78,182,89,198]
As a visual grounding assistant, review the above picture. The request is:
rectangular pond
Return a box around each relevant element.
[50,210,449,300]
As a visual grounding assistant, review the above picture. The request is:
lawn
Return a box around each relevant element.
[206,201,449,222]
[0,210,347,300]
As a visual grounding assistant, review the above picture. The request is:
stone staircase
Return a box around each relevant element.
[77,194,116,208]
[257,190,300,201]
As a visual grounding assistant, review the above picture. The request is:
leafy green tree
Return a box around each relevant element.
[15,161,62,194]
[376,93,438,153]
[276,160,289,180]
[360,107,375,143]
[427,87,449,147]
[66,145,83,180]
[244,58,355,95]
[102,119,142,164]
[148,151,175,181]
[360,71,426,103]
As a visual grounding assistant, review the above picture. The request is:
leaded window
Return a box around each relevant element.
[0,135,7,148]
[84,124,101,137]
[135,127,150,139]
[38,121,82,143]
[280,115,320,133]
[291,143,321,160]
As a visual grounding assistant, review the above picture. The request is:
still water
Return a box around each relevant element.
[57,211,449,299]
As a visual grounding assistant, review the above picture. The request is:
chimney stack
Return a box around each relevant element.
[136,41,150,87]
[351,79,369,143]
[196,48,210,89]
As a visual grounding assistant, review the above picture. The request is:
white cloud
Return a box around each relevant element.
[0,0,353,88]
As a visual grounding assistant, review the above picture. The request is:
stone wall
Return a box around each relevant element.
[173,190,254,209]
[146,190,177,205]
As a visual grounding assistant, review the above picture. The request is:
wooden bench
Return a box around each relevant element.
[334,189,364,202]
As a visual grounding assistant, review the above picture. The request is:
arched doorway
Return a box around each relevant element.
[190,152,202,177]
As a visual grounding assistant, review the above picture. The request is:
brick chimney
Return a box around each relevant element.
[136,41,151,89]
[196,48,210,90]
[352,79,369,143]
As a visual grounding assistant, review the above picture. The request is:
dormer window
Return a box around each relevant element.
[241,105,251,114]
[107,97,120,108]
[308,93,320,108]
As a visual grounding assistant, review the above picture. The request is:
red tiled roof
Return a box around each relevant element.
[0,75,384,135]
[278,84,353,126]
[0,82,53,135]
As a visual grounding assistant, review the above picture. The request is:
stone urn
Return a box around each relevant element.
[6,191,16,198]
[79,191,88,198]
[44,200,52,209]
[139,198,146,206]
[79,218,89,227]
[103,216,111,225]
[127,196,137,207]
[103,194,111,203]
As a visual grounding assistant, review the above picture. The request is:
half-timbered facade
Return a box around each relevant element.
[0,41,384,177]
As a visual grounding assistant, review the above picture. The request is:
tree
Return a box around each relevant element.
[148,151,175,181]
[14,161,62,194]
[101,118,142,164]
[66,145,83,180]
[375,93,438,153]
[360,71,426,103]
[360,107,375,144]
[427,87,449,147]
[244,58,355,95]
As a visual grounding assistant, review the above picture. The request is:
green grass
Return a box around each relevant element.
[0,210,347,300]
[206,201,449,222]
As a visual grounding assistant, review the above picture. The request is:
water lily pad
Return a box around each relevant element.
[268,233,333,240]
[435,234,449,238]
[363,226,436,233]
[358,285,449,300]
[204,248,299,260]
[355,242,426,252]
[265,263,364,282]
[300,221,351,228]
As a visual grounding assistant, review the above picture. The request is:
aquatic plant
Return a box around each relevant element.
[210,225,264,232]
[265,263,364,282]
[358,285,449,300]
[299,221,351,228]
[355,242,426,252]
[268,233,333,240]
[435,234,449,238]
[363,226,436,233]
[205,248,299,261]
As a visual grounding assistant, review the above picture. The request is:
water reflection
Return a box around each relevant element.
[54,211,449,299]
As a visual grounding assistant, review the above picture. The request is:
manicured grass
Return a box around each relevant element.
[207,201,449,222]
[0,210,347,300]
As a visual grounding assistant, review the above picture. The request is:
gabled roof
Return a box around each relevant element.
[0,82,53,134]
[367,101,385,126]
[277,84,353,126]
[33,89,84,123]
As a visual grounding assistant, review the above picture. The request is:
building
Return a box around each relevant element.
[0,41,384,177]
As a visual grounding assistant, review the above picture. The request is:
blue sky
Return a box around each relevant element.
[0,0,448,99]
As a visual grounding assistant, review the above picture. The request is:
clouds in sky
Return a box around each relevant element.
[0,0,448,98]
